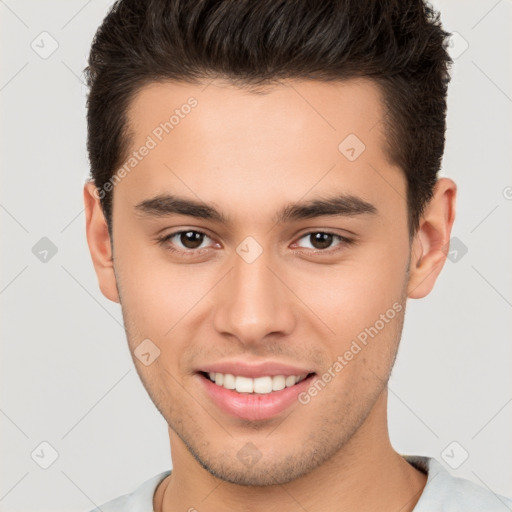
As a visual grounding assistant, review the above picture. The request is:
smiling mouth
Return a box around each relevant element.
[199,371,316,394]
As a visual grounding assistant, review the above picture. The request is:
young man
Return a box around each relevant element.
[83,1,512,511]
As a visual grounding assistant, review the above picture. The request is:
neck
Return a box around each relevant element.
[155,389,427,512]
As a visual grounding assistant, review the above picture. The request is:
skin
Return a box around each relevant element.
[84,78,456,512]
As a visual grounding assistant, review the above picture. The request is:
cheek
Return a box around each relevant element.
[114,243,219,368]
[115,233,189,308]
[294,241,408,339]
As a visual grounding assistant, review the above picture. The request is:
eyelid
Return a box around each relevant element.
[157,228,355,256]
[291,231,355,254]
[157,229,216,254]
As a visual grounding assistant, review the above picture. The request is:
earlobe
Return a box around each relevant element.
[407,177,457,299]
[83,180,120,303]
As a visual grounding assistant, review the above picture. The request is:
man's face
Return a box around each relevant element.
[106,78,412,485]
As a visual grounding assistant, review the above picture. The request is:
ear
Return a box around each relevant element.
[407,177,457,299]
[83,180,120,303]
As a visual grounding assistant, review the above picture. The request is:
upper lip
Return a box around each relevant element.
[198,360,315,378]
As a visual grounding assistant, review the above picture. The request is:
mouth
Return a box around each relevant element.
[199,371,313,393]
[197,370,317,421]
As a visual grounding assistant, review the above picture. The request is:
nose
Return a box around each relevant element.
[212,246,296,346]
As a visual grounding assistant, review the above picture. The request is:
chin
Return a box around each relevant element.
[188,438,332,487]
[203,461,313,487]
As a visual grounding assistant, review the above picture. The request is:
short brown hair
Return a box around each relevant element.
[85,0,452,238]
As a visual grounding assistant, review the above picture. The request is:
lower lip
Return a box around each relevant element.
[197,372,316,421]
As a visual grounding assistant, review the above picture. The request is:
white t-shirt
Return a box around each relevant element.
[88,455,512,511]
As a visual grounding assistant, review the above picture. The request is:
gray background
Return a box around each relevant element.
[1,1,511,510]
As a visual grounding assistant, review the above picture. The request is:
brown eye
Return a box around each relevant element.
[179,231,205,249]
[309,232,334,250]
[294,231,354,254]
[158,230,212,253]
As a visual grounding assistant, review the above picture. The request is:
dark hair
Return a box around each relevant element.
[84,0,452,238]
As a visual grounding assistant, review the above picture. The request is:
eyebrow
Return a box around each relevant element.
[134,193,378,225]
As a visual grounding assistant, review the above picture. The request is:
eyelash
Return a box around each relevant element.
[156,229,355,257]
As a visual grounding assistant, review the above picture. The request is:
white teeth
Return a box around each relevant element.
[253,376,273,394]
[235,376,253,393]
[272,375,286,391]
[223,373,236,390]
[206,372,309,394]
[285,375,296,387]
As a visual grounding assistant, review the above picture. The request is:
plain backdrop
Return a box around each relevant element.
[1,1,511,510]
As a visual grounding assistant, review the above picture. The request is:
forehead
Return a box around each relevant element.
[118,78,404,229]
[126,78,388,154]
